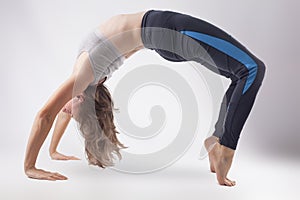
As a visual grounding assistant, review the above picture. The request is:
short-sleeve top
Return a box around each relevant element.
[77,29,125,85]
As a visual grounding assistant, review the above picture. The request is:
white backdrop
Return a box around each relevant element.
[0,0,299,199]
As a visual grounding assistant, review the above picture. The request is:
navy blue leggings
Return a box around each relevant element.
[141,10,266,150]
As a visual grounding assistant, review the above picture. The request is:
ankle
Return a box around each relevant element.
[220,145,235,157]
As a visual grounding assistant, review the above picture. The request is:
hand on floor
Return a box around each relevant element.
[25,167,68,181]
[50,151,80,161]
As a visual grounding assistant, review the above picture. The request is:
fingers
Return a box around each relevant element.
[39,172,68,181]
[26,168,68,181]
[59,155,80,160]
[50,172,68,180]
[51,152,80,160]
[43,170,68,180]
[68,156,81,160]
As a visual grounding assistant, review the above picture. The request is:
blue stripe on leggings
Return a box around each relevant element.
[180,30,257,94]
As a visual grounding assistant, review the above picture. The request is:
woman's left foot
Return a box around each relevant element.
[204,136,219,173]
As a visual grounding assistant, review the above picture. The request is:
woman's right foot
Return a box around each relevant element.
[204,136,236,187]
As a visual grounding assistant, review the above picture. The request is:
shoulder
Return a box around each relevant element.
[40,53,94,119]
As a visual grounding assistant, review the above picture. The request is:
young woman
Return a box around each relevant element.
[24,10,265,186]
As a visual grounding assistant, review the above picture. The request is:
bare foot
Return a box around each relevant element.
[204,136,219,173]
[204,137,236,187]
[215,144,236,186]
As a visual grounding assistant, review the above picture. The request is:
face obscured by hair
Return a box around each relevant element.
[62,94,85,120]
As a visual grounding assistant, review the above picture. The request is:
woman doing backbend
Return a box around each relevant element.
[24,10,265,187]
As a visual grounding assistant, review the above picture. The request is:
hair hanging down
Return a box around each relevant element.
[76,83,126,168]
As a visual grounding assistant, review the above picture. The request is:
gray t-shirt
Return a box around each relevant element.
[78,29,125,85]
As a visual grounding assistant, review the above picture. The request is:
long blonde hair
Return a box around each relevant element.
[77,83,126,168]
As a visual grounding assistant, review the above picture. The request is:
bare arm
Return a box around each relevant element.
[49,110,80,160]
[24,76,76,180]
[24,52,94,181]
[49,110,72,155]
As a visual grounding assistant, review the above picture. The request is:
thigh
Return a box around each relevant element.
[142,10,260,78]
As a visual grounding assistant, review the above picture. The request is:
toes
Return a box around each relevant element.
[223,178,236,186]
[226,177,236,186]
[217,176,236,186]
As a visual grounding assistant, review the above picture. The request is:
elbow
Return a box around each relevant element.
[36,108,54,123]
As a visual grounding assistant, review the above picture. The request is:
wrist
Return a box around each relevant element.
[49,149,57,155]
[24,163,35,172]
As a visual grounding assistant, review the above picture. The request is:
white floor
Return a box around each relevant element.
[2,148,299,200]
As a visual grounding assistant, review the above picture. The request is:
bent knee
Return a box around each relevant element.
[254,59,266,83]
[258,60,266,75]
